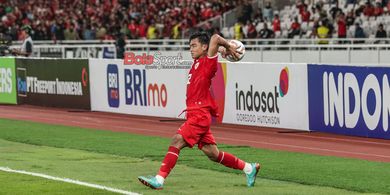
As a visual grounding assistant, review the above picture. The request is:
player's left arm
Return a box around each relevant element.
[208,34,240,60]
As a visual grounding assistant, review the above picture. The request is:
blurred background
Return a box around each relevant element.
[1,0,390,63]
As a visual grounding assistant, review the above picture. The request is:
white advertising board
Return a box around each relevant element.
[222,63,309,130]
[89,59,187,118]
[89,58,309,130]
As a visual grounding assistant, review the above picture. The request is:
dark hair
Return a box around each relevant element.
[189,31,210,45]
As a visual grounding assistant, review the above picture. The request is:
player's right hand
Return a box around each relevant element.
[218,46,227,58]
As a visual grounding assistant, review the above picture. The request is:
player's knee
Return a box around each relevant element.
[170,134,186,148]
[203,149,219,162]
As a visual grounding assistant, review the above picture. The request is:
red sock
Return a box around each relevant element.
[217,151,246,170]
[158,146,180,178]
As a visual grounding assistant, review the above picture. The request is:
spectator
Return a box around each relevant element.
[171,20,181,39]
[288,17,301,38]
[34,24,49,40]
[242,0,253,23]
[9,24,19,41]
[155,18,165,39]
[128,19,138,39]
[363,1,375,17]
[201,3,214,20]
[337,13,347,43]
[161,17,172,39]
[326,18,335,36]
[252,7,264,24]
[96,23,107,40]
[309,21,320,38]
[246,20,257,38]
[115,32,126,59]
[12,25,33,57]
[83,24,96,40]
[263,1,274,22]
[315,5,328,21]
[297,0,308,15]
[311,5,321,22]
[374,2,384,16]
[301,6,311,22]
[4,0,388,42]
[0,26,12,56]
[64,24,79,40]
[317,21,330,44]
[375,23,387,43]
[120,22,131,39]
[354,22,366,43]
[315,0,324,9]
[147,21,158,39]
[2,0,238,41]
[137,19,148,39]
[329,2,343,20]
[258,23,275,39]
[272,14,281,32]
[234,20,244,40]
[315,1,325,14]
[52,20,65,41]
[103,29,115,40]
[355,1,366,16]
[320,10,328,21]
[346,11,355,27]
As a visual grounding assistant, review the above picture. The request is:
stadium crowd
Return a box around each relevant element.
[0,0,238,41]
[230,0,390,42]
[2,0,390,42]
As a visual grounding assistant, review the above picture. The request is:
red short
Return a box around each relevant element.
[177,109,216,149]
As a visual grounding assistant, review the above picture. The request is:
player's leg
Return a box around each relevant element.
[138,133,188,190]
[158,134,188,179]
[201,143,261,187]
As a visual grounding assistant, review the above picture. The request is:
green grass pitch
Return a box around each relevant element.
[0,118,388,194]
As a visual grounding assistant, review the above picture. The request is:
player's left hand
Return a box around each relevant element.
[226,42,242,61]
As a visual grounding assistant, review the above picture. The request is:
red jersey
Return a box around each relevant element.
[337,19,347,37]
[301,10,311,22]
[272,18,281,32]
[186,54,218,116]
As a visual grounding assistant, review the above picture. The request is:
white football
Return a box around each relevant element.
[225,40,245,62]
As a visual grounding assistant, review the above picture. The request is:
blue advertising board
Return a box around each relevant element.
[308,64,390,139]
[107,64,120,108]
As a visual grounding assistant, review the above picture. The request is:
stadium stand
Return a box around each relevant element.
[220,0,390,41]
[0,0,238,41]
[2,0,390,42]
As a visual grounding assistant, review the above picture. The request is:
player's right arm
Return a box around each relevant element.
[208,34,240,60]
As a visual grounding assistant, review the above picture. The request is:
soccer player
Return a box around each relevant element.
[138,32,260,190]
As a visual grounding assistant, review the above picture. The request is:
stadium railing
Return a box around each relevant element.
[12,38,390,46]
[8,38,390,64]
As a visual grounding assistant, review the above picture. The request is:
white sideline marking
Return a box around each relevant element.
[0,167,141,195]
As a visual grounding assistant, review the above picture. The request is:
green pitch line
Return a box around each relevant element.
[0,118,389,194]
[0,139,381,195]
